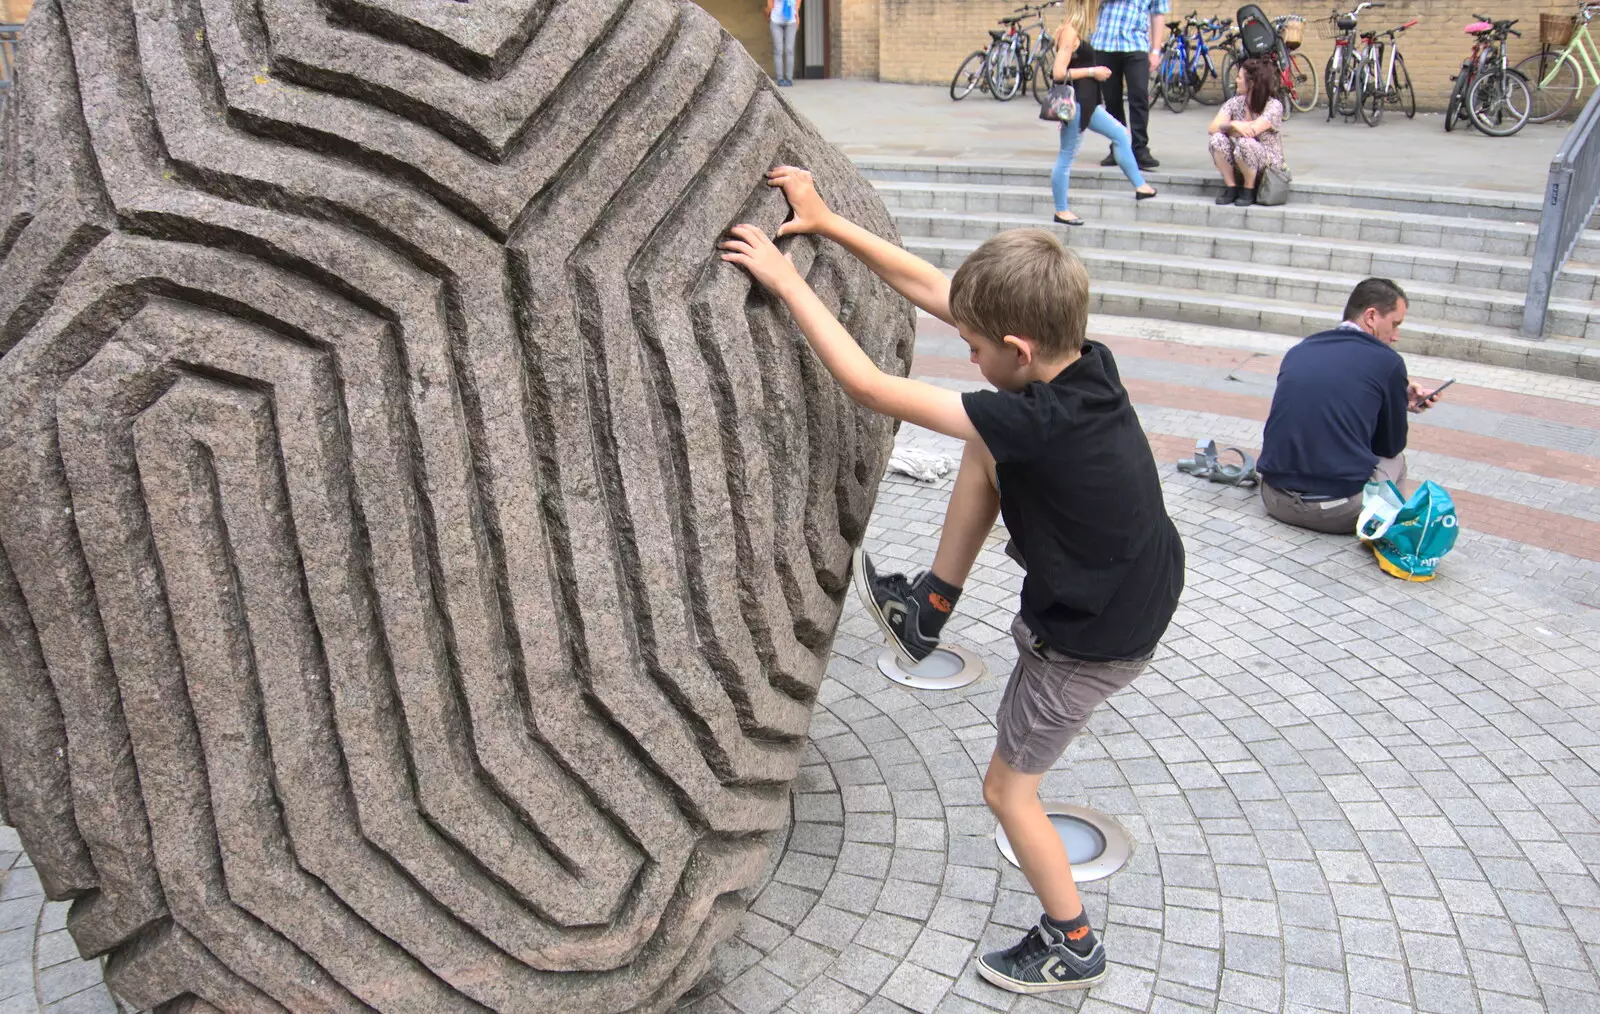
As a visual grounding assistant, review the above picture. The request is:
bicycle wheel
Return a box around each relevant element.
[1516,48,1580,122]
[1468,69,1531,137]
[951,50,987,101]
[990,45,1024,100]
[1324,52,1337,116]
[1031,57,1052,104]
[1336,59,1362,117]
[1391,53,1415,118]
[1163,59,1192,112]
[1287,52,1318,113]
[1221,51,1240,100]
[1193,51,1224,104]
[1444,68,1469,131]
[1185,40,1214,105]
[1358,61,1384,126]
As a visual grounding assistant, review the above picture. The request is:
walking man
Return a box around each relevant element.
[1093,0,1167,170]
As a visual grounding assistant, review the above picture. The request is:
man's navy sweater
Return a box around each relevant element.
[1258,326,1409,499]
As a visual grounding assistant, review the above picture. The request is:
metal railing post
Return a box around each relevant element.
[1523,89,1600,339]
[1524,164,1572,338]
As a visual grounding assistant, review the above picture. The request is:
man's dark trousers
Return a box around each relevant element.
[1100,51,1153,159]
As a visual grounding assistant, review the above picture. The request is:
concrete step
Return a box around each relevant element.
[889,208,1600,304]
[907,235,1600,344]
[873,180,1600,268]
[1087,282,1600,381]
[925,271,1599,380]
[858,156,1600,229]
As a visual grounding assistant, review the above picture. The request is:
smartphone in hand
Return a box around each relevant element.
[1428,378,1456,400]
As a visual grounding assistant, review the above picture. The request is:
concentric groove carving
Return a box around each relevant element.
[0,1,912,1010]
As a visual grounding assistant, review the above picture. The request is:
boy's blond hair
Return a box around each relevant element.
[948,229,1090,358]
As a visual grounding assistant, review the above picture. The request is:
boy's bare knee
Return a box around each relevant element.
[983,759,1038,814]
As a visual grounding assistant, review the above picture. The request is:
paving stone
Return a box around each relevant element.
[879,963,955,1014]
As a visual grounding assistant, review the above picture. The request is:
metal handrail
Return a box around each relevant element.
[1523,88,1600,337]
[0,23,20,89]
[0,23,19,120]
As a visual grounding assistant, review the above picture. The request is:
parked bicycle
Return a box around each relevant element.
[1445,18,1495,132]
[949,8,1025,101]
[1517,2,1600,122]
[1322,2,1385,120]
[951,3,1053,102]
[1157,12,1233,112]
[1273,14,1320,115]
[1026,0,1066,105]
[1354,19,1418,125]
[1464,16,1532,136]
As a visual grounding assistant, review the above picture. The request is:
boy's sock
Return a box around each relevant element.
[1043,909,1096,956]
[911,571,962,641]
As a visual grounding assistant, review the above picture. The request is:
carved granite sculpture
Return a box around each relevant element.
[0,2,913,1010]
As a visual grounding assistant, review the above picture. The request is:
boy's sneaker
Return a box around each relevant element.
[851,547,946,665]
[976,916,1108,994]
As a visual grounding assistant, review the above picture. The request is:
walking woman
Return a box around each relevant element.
[767,0,802,87]
[1051,0,1157,227]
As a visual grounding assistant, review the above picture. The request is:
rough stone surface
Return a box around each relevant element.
[0,3,912,1012]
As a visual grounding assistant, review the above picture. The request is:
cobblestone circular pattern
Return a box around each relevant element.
[680,448,1600,1014]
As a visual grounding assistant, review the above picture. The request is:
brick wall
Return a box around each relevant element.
[825,0,1592,112]
[879,0,1045,86]
[695,0,776,73]
[1,0,33,24]
[834,0,882,78]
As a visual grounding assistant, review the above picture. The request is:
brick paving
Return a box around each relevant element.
[5,315,1600,1013]
[672,314,1600,1014]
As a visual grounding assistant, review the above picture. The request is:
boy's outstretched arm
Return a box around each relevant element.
[768,166,956,327]
[721,223,979,445]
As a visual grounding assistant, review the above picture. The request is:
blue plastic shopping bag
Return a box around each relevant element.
[1356,480,1459,581]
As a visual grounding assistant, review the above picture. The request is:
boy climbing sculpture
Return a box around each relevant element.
[723,167,1185,993]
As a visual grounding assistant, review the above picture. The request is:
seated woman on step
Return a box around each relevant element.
[1049,0,1157,227]
[1208,58,1285,208]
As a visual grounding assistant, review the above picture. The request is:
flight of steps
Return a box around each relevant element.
[859,157,1600,381]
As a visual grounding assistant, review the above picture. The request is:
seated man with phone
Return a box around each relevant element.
[1258,278,1446,535]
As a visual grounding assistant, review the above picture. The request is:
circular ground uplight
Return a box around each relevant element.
[875,644,987,691]
[995,803,1135,883]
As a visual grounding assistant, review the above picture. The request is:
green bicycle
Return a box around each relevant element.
[1516,2,1599,122]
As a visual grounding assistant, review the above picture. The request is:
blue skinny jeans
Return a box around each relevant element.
[1053,105,1146,214]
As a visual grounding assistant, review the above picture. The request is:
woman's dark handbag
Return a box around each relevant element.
[1257,164,1292,206]
[1039,82,1078,124]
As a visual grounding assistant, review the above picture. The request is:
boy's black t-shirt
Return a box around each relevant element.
[960,342,1184,662]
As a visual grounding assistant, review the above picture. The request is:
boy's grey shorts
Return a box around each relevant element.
[995,614,1151,775]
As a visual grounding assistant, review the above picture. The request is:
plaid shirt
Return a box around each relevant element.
[1091,0,1169,53]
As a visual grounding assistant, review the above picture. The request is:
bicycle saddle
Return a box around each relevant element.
[1463,20,1493,33]
[999,15,1025,24]
[1337,15,1358,30]
[989,28,1006,39]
